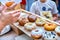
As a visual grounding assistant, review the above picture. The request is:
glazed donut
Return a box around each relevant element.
[43,31,58,40]
[20,13,29,18]
[19,17,29,26]
[28,15,37,22]
[24,23,36,31]
[6,2,14,7]
[35,18,46,26]
[55,26,60,36]
[40,11,53,20]
[19,13,29,26]
[44,23,57,31]
[31,29,44,39]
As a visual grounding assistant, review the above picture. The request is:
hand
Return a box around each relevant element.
[53,17,58,21]
[56,20,60,26]
[7,3,17,10]
[57,20,60,24]
[0,10,20,25]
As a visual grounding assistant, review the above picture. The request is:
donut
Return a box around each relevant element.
[40,11,53,20]
[6,2,14,7]
[55,26,60,36]
[44,23,57,31]
[31,29,44,39]
[19,17,29,26]
[43,31,58,40]
[28,15,37,22]
[35,18,46,26]
[24,22,36,31]
[19,13,29,26]
[20,13,29,18]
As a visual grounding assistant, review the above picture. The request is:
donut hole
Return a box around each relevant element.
[35,30,39,32]
[48,24,51,26]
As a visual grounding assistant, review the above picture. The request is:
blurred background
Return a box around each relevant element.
[0,0,60,15]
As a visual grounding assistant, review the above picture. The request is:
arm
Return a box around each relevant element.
[56,0,58,6]
[53,14,58,21]
[52,2,58,21]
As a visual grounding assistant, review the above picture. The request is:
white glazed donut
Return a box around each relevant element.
[35,18,46,26]
[20,13,29,18]
[31,29,44,39]
[24,23,36,31]
[55,26,60,36]
[43,31,58,40]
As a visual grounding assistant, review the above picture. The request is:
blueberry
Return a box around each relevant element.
[51,32,54,34]
[47,36,48,38]
[53,34,56,36]
[53,36,55,38]
[51,32,56,36]
[45,32,47,34]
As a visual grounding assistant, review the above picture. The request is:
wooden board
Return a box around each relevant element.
[13,22,60,40]
[13,22,43,40]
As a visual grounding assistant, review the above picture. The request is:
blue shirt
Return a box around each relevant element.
[26,0,35,11]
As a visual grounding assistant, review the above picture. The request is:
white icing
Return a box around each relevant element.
[36,22,44,24]
[31,29,44,35]
[24,23,36,30]
[20,13,28,18]
[43,31,58,40]
[44,38,57,40]
[36,18,45,24]
[55,26,60,33]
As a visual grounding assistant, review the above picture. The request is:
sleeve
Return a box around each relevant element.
[30,3,36,14]
[20,0,26,5]
[53,2,58,14]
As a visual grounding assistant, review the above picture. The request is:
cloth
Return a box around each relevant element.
[30,0,58,15]
[0,25,10,35]
[20,0,26,5]
[26,0,36,11]
[0,0,22,5]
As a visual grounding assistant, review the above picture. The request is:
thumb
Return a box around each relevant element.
[1,6,7,15]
